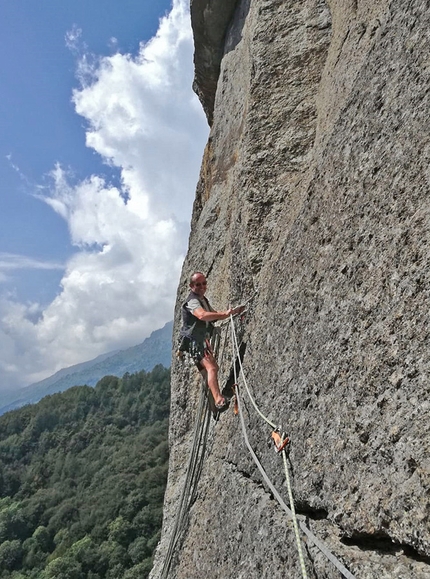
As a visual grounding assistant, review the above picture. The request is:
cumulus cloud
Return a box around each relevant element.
[0,0,208,390]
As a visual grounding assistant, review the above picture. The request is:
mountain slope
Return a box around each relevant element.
[0,321,173,415]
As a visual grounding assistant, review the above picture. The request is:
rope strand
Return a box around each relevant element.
[229,315,276,429]
[159,386,210,579]
[159,309,355,579]
[229,314,356,579]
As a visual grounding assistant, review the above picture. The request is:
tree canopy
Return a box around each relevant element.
[0,365,170,579]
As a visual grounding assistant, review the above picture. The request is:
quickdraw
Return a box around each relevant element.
[271,428,290,453]
[229,314,357,579]
[230,384,239,415]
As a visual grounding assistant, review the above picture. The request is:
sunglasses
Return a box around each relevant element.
[193,281,207,287]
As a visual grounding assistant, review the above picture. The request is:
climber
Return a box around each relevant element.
[180,272,245,412]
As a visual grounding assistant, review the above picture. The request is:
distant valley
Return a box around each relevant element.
[0,320,173,415]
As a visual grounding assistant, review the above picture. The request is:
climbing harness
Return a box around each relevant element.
[229,315,357,579]
[176,289,257,359]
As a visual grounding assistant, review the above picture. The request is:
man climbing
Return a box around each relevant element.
[180,272,245,412]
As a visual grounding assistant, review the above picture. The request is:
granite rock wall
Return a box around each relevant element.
[151,1,430,577]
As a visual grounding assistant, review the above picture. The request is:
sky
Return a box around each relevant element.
[0,0,209,391]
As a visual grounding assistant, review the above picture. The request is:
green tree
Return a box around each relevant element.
[42,556,84,579]
[108,517,134,547]
[123,559,153,579]
[0,367,170,578]
[32,525,51,551]
[0,539,23,571]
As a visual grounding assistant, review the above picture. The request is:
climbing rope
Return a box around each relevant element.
[280,448,308,578]
[160,291,355,579]
[229,315,356,579]
[230,317,308,579]
[230,318,276,429]
[160,323,228,578]
[159,376,211,579]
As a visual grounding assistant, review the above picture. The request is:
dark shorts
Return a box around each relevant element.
[189,339,211,368]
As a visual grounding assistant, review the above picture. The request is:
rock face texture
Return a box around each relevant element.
[151,0,430,578]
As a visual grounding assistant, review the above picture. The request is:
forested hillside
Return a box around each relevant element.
[0,366,170,579]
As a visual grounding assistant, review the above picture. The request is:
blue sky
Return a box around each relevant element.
[0,0,209,390]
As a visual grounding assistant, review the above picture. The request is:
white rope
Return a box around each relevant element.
[229,315,276,429]
[229,315,356,579]
[281,446,308,578]
[235,382,309,579]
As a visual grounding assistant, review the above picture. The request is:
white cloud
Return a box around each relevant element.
[72,0,204,224]
[0,0,208,390]
[65,25,84,53]
[0,252,64,272]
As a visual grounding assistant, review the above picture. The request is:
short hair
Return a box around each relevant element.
[189,271,205,285]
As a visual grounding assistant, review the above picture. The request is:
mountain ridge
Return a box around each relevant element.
[0,320,173,415]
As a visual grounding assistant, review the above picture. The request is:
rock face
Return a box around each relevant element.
[151,1,430,578]
[190,0,240,124]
